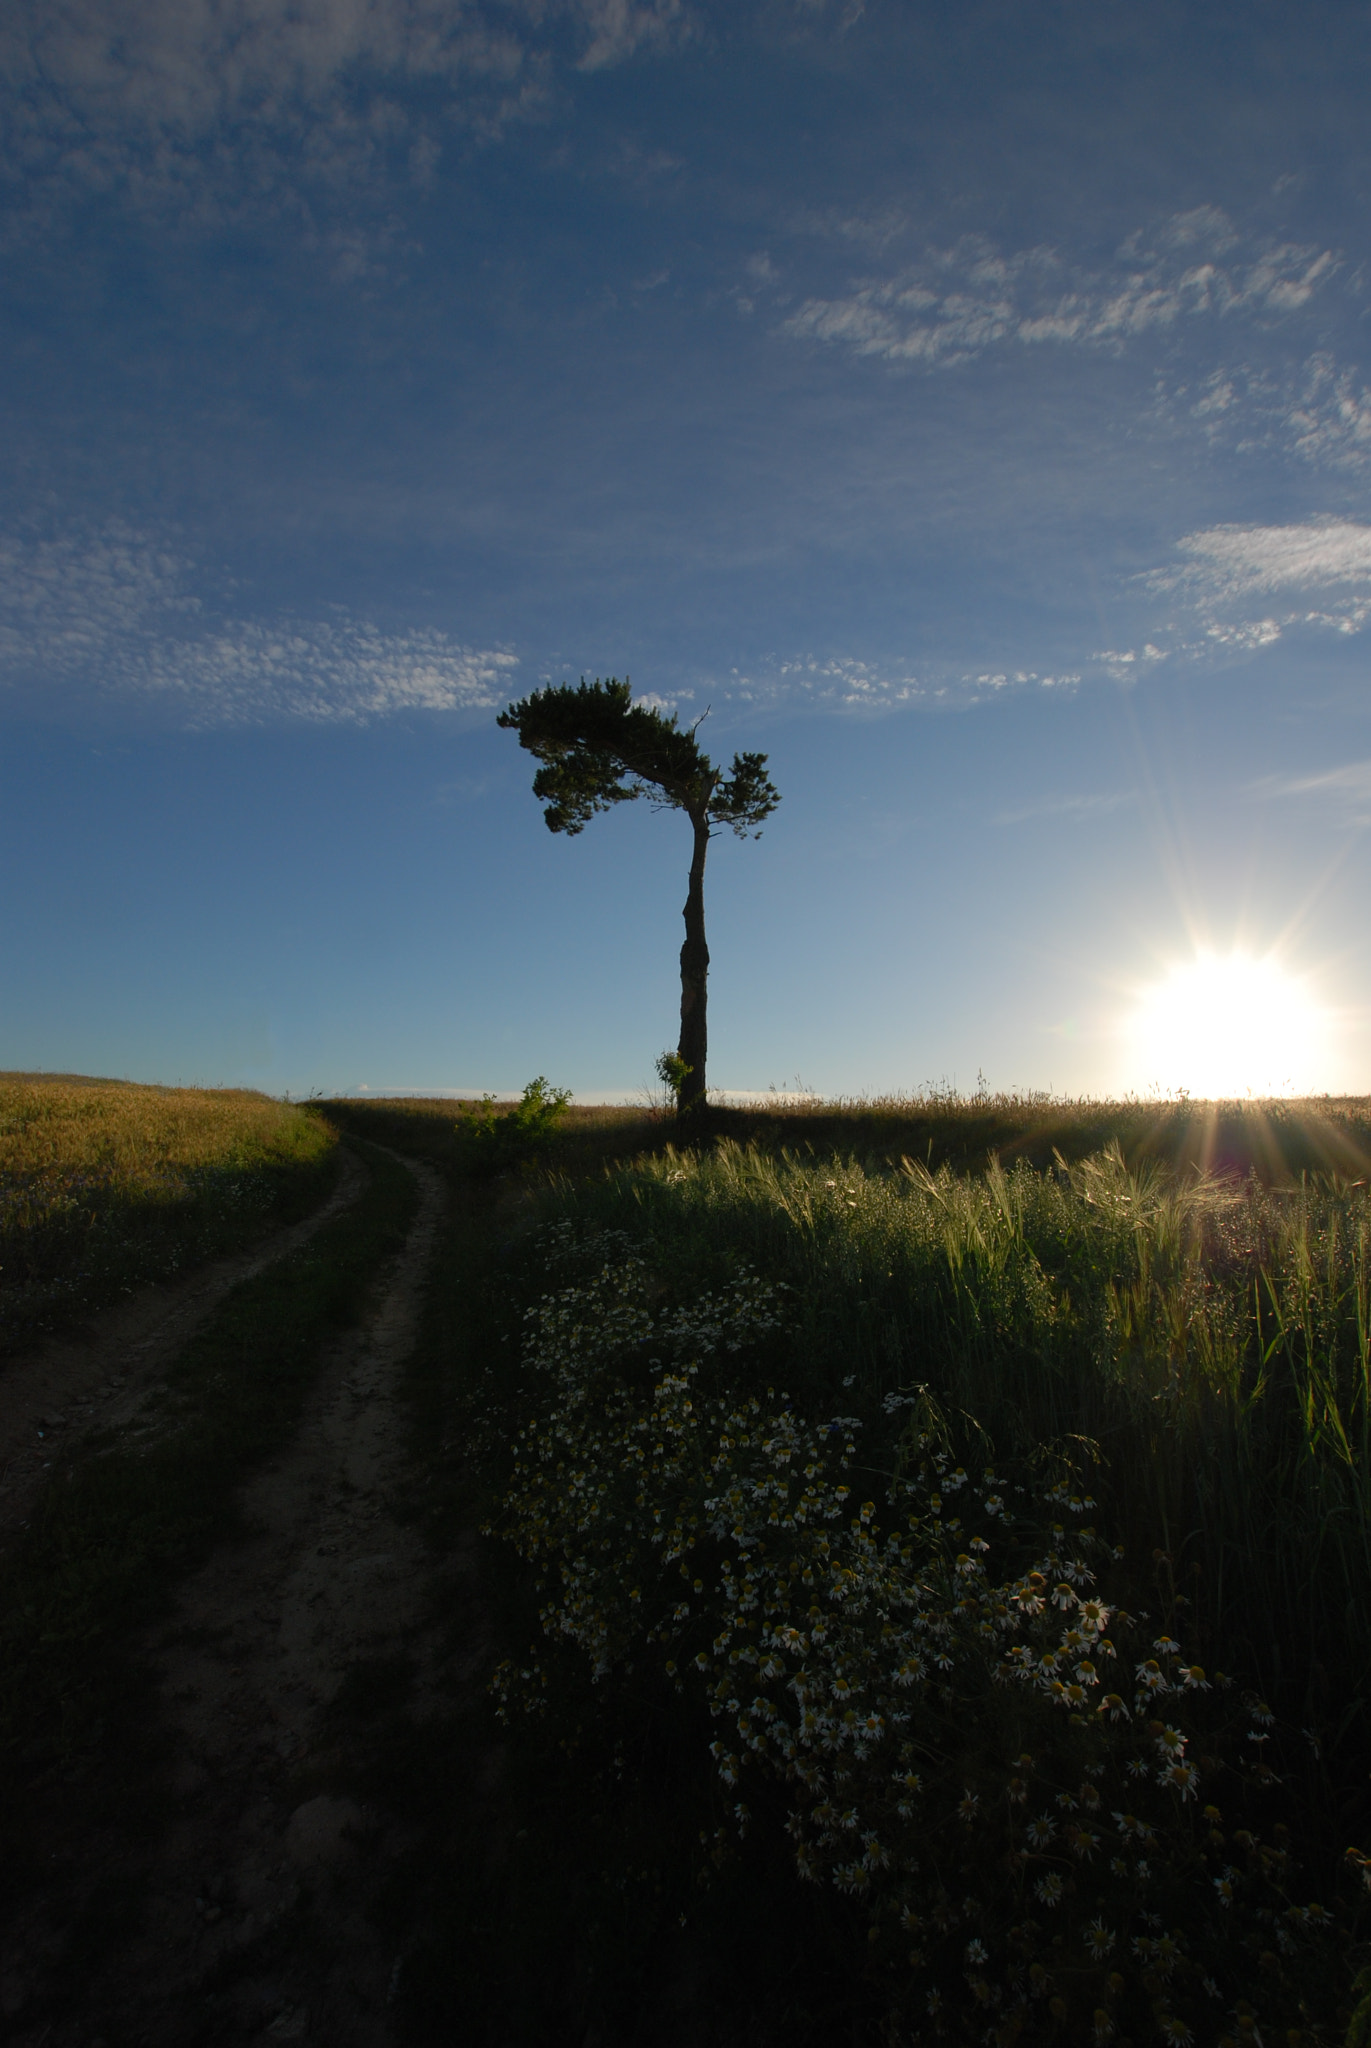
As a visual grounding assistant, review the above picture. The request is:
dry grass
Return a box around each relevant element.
[0,1076,336,1353]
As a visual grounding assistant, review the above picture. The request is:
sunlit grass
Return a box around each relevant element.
[0,1075,336,1352]
[548,1138,1371,1736]
[324,1089,1371,2041]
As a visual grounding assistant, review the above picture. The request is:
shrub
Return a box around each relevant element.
[455,1076,571,1175]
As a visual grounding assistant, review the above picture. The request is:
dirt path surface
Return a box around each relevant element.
[0,1148,368,1542]
[6,1149,472,2048]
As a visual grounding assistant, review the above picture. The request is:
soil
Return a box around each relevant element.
[2,1147,487,2047]
[0,1148,368,1543]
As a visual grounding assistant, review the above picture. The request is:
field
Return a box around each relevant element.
[4,1082,1369,2044]
[0,1075,338,1354]
[325,1090,1371,2047]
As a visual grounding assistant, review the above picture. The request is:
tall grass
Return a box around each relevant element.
[0,1076,336,1353]
[540,1139,1371,1801]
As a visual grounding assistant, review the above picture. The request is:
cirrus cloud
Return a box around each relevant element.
[0,0,689,236]
[775,208,1339,370]
[0,521,517,724]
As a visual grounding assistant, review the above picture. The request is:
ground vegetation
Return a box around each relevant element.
[322,1090,1371,2047]
[0,1077,336,1355]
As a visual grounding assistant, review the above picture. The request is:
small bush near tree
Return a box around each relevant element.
[456,1077,572,1175]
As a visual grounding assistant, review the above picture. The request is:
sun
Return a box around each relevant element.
[1125,951,1329,1098]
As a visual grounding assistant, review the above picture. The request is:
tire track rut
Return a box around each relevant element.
[7,1149,469,2047]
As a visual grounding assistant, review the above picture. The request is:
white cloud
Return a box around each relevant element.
[718,654,1080,712]
[1285,353,1371,470]
[575,0,685,70]
[1151,348,1371,475]
[776,210,1339,370]
[1090,644,1168,683]
[730,654,924,708]
[0,0,689,232]
[0,522,516,724]
[1124,519,1371,669]
[1159,519,1371,601]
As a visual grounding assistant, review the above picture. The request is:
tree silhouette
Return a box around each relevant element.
[497,678,780,1115]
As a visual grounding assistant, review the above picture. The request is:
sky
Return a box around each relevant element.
[4,0,1371,1101]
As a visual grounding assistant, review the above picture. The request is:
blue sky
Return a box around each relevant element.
[4,0,1371,1099]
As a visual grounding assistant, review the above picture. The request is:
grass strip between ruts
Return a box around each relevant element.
[0,1134,418,1882]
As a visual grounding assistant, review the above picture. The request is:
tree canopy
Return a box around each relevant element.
[497,677,779,840]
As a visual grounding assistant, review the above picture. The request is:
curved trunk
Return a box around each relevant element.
[677,811,710,1116]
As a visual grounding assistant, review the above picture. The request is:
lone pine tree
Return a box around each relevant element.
[497,679,780,1115]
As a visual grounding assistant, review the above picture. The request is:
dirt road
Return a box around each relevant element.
[4,1148,474,2047]
[0,1148,368,1542]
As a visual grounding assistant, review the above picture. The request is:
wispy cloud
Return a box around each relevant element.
[719,654,1080,712]
[773,208,1338,370]
[995,790,1138,826]
[1249,758,1371,827]
[1145,519,1371,644]
[0,0,688,237]
[1255,759,1371,801]
[0,523,516,724]
[1154,352,1371,474]
[1120,519,1371,663]
[1091,644,1168,684]
[1162,519,1371,600]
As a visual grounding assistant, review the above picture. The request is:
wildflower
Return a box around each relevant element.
[1084,1918,1115,1957]
[1161,1761,1201,1800]
[1181,1663,1210,1690]
[1158,2017,1194,2045]
[1098,1692,1129,1721]
[965,1937,989,1966]
[1034,1873,1064,1907]
[1026,1816,1056,1848]
[958,1790,981,1822]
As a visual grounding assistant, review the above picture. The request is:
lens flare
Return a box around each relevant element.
[1125,952,1329,1097]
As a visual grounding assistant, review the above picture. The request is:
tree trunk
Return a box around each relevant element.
[677,811,710,1116]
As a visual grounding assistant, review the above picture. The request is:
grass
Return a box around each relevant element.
[552,1141,1371,1732]
[321,1091,1371,2047]
[0,1075,338,1355]
[322,1086,1371,1181]
[0,1133,418,1924]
